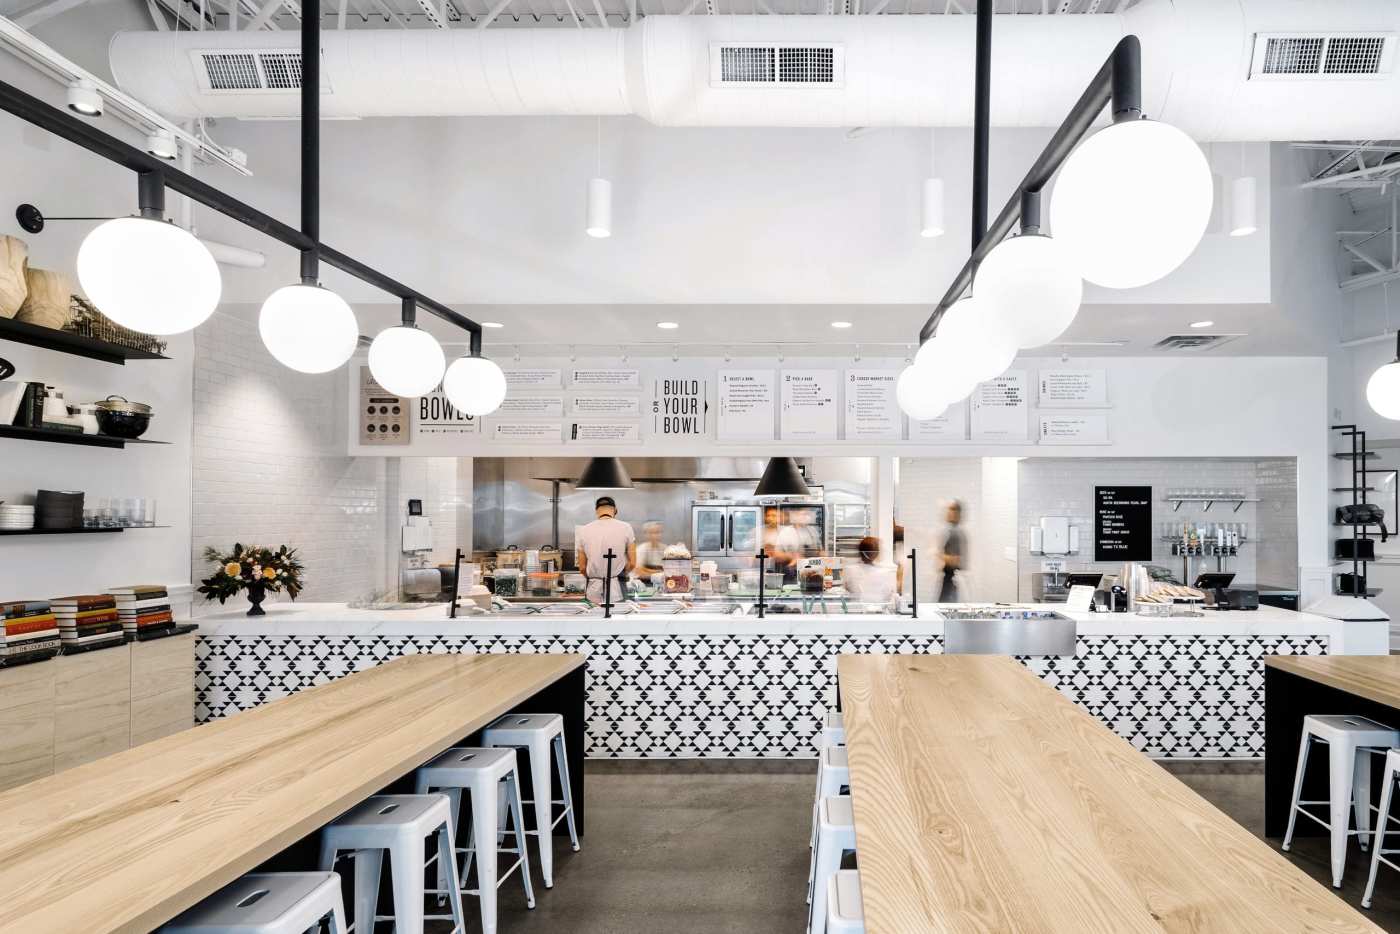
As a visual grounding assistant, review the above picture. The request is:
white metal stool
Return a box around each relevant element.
[319,794,467,934]
[820,710,845,752]
[1364,748,1400,909]
[825,869,865,934]
[163,872,345,934]
[481,712,580,888]
[808,795,857,934]
[808,744,851,902]
[415,746,536,934]
[1282,714,1400,887]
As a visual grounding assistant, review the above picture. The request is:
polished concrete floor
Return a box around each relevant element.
[424,760,1400,933]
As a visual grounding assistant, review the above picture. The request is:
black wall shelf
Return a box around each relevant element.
[0,317,167,366]
[0,425,167,448]
[0,525,170,537]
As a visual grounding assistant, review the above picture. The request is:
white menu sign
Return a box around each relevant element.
[571,368,640,389]
[843,370,900,441]
[1038,369,1108,407]
[504,368,562,389]
[908,399,968,442]
[970,370,1029,441]
[489,421,562,443]
[569,421,641,443]
[416,389,480,436]
[573,395,640,416]
[718,370,776,441]
[780,369,838,441]
[497,395,565,417]
[1038,413,1110,445]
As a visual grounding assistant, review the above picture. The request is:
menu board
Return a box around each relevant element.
[416,387,480,437]
[573,395,640,416]
[780,369,838,441]
[571,368,639,389]
[718,370,775,441]
[970,370,1029,441]
[358,366,410,446]
[1038,413,1109,445]
[497,395,564,417]
[503,368,562,389]
[651,375,708,438]
[1039,369,1108,407]
[844,370,900,441]
[489,421,562,443]
[569,422,640,443]
[1095,485,1153,561]
[908,399,968,442]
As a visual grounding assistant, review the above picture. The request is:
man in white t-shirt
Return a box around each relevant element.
[576,496,637,606]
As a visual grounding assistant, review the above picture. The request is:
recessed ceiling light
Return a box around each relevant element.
[1190,320,1214,329]
[831,321,853,329]
[656,321,679,330]
[481,321,504,328]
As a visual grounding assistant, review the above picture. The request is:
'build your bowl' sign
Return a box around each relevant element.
[651,375,708,438]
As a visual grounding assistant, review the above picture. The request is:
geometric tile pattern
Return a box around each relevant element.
[195,633,1328,759]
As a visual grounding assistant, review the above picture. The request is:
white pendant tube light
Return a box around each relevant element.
[369,300,447,397]
[1227,142,1257,238]
[259,283,359,373]
[65,79,101,116]
[443,353,508,416]
[975,193,1083,349]
[586,118,611,238]
[144,129,177,161]
[921,131,945,238]
[76,174,220,336]
[1049,119,1213,289]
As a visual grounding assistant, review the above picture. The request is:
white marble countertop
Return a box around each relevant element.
[194,601,1387,651]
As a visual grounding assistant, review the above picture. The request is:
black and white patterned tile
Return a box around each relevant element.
[195,633,1326,759]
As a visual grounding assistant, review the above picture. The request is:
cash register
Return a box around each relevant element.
[1194,573,1259,610]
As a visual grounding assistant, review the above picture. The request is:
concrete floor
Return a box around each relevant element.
[421,760,1400,933]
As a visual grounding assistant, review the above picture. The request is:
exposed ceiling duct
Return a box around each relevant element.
[109,0,1400,139]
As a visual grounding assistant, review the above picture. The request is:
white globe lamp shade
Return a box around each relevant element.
[77,216,221,335]
[1049,120,1213,289]
[974,234,1084,349]
[258,284,359,374]
[896,365,947,421]
[934,295,1019,384]
[443,355,508,417]
[1367,361,1400,421]
[913,329,977,403]
[368,326,446,397]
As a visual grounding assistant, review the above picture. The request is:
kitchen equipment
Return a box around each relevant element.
[1218,589,1260,610]
[1108,584,1128,612]
[67,402,101,434]
[401,567,441,597]
[94,395,152,439]
[691,504,763,558]
[495,548,524,569]
[35,489,83,529]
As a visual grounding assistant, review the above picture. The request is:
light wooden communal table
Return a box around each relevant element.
[0,652,585,934]
[1265,655,1400,839]
[838,654,1380,933]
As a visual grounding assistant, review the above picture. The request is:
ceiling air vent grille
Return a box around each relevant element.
[191,50,330,94]
[1250,33,1395,79]
[710,44,844,88]
[1153,334,1243,352]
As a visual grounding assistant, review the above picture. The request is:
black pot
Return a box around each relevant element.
[94,395,152,439]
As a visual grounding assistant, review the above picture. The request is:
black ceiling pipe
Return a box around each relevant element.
[754,457,811,497]
[577,457,634,490]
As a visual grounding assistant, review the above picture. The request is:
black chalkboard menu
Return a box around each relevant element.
[1095,486,1153,562]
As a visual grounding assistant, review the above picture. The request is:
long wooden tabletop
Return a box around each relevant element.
[1266,655,1400,710]
[0,652,585,934]
[838,654,1381,933]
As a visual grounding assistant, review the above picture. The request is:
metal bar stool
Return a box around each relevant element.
[825,868,865,934]
[820,709,845,752]
[808,795,857,934]
[1364,748,1400,909]
[808,744,850,903]
[319,794,467,934]
[162,872,345,934]
[416,746,536,934]
[481,712,580,889]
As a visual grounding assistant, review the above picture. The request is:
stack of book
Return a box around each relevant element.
[0,600,60,666]
[108,585,175,639]
[51,594,124,653]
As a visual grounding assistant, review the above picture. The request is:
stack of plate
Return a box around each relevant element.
[0,504,36,531]
[35,490,84,530]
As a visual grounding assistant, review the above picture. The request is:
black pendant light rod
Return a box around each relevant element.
[300,0,319,286]
[917,34,1142,344]
[0,77,482,343]
[970,0,991,250]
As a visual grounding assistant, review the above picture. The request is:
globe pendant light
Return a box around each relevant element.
[754,457,810,497]
[896,364,948,421]
[259,283,358,373]
[76,175,221,336]
[442,353,508,417]
[577,457,634,490]
[974,233,1083,349]
[1368,333,1400,421]
[913,332,976,404]
[931,294,1018,385]
[1049,119,1212,289]
[369,320,446,398]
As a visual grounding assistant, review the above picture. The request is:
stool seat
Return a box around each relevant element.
[482,713,564,745]
[822,710,846,749]
[419,746,517,784]
[826,869,865,934]
[163,872,345,934]
[329,793,450,833]
[1306,715,1398,747]
[809,796,858,934]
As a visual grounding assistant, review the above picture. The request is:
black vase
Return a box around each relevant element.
[245,581,267,617]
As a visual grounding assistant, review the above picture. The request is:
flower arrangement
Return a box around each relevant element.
[198,544,304,615]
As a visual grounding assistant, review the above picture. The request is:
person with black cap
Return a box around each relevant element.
[576,496,637,607]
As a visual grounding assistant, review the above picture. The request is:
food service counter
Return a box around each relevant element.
[196,602,1386,760]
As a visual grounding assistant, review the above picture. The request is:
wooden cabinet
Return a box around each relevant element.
[0,633,194,791]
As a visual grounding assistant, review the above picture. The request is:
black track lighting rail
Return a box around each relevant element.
[917,4,1142,345]
[0,76,483,355]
